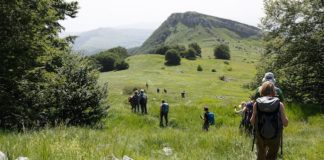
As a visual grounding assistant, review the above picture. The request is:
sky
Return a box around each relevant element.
[60,0,265,33]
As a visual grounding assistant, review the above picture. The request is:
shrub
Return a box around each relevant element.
[115,60,129,70]
[211,69,217,72]
[188,42,201,57]
[224,61,229,65]
[227,67,233,71]
[197,65,203,71]
[165,49,181,65]
[214,44,231,60]
[185,48,197,60]
[219,75,226,81]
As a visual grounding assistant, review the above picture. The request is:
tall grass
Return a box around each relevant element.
[0,54,323,159]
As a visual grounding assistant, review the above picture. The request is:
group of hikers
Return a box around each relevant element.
[128,89,148,114]
[234,72,289,160]
[127,72,289,159]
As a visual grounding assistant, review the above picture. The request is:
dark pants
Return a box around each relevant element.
[132,104,140,113]
[256,133,281,160]
[140,103,147,114]
[160,112,168,126]
[202,122,209,131]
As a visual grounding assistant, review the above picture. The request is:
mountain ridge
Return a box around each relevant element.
[135,11,261,54]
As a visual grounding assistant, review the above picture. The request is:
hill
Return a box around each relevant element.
[135,11,261,54]
[64,28,153,55]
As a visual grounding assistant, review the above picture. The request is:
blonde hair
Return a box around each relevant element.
[259,81,276,97]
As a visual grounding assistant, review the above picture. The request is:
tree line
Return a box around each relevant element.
[152,43,231,65]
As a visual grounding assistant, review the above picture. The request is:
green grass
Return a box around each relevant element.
[0,54,323,160]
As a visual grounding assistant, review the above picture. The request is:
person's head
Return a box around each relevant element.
[134,90,138,94]
[260,81,276,97]
[162,100,165,103]
[204,106,209,112]
[140,89,144,93]
[239,102,246,109]
[262,72,276,84]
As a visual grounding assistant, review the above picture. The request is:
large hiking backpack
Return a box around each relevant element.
[161,103,169,113]
[256,96,282,139]
[207,112,215,125]
[244,102,253,125]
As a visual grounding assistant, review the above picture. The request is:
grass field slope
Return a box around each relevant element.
[0,51,323,159]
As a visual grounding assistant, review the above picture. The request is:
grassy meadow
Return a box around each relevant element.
[0,49,323,159]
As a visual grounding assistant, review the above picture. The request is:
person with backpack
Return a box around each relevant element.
[250,81,288,160]
[130,90,140,113]
[253,72,284,102]
[200,106,215,131]
[160,100,169,127]
[139,89,148,114]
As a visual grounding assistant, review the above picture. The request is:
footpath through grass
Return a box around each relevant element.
[0,54,323,159]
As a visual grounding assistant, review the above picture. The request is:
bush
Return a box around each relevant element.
[227,67,233,71]
[197,65,203,71]
[165,49,181,65]
[0,53,108,129]
[224,61,230,65]
[115,60,129,70]
[188,42,201,57]
[214,44,231,60]
[219,75,226,81]
[185,48,197,60]
[211,69,217,72]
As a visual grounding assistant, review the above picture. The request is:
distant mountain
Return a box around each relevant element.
[135,11,261,54]
[64,28,153,55]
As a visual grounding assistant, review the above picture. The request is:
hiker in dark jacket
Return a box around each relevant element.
[253,72,284,102]
[130,90,140,113]
[160,100,169,127]
[201,106,210,131]
[250,81,288,160]
[139,89,148,114]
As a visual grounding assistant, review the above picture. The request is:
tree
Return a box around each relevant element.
[188,42,202,57]
[185,48,197,60]
[165,49,181,65]
[214,44,231,60]
[257,0,324,104]
[0,0,108,129]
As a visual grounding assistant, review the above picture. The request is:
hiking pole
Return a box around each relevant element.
[281,131,283,156]
[251,129,256,152]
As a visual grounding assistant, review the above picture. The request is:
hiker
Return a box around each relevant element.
[157,88,160,93]
[146,82,149,89]
[234,102,247,116]
[250,81,288,160]
[139,89,148,114]
[181,91,185,98]
[130,90,140,113]
[200,106,215,131]
[253,72,284,102]
[160,100,169,127]
[163,88,167,94]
